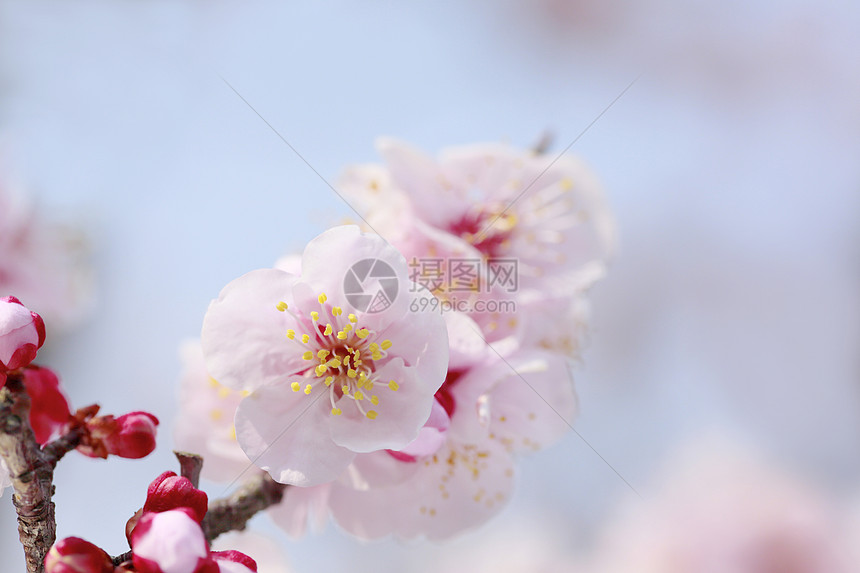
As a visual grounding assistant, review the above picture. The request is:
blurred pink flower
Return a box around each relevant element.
[201,225,449,486]
[588,440,853,573]
[339,138,614,294]
[174,339,252,483]
[0,182,92,329]
[211,532,291,573]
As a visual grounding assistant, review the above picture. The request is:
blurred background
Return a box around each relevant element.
[0,0,858,571]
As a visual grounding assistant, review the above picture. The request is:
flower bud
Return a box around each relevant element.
[144,471,209,524]
[103,411,159,459]
[44,537,113,573]
[132,508,213,573]
[0,296,45,383]
[212,551,258,573]
[21,366,72,444]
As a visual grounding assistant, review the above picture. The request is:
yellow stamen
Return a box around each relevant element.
[347,369,357,378]
[331,407,342,416]
[286,329,295,340]
[326,358,342,368]
[301,334,310,344]
[311,311,319,322]
[304,384,312,395]
[388,380,399,391]
[291,382,300,392]
[354,391,364,400]
[332,306,342,316]
[324,376,334,386]
[348,313,357,323]
[366,410,378,420]
[315,364,328,376]
[337,330,348,340]
[317,349,330,360]
[302,351,313,360]
[381,340,392,350]
[356,328,369,339]
[324,324,333,336]
[370,395,379,405]
[276,301,288,312]
[318,293,328,304]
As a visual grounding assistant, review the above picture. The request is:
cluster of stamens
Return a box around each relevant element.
[276,293,399,419]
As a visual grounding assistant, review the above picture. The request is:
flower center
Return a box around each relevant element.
[276,293,399,420]
[448,205,518,259]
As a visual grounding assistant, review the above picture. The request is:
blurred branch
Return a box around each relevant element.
[174,451,203,488]
[202,472,288,543]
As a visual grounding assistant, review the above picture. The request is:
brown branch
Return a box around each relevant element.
[174,451,203,488]
[0,376,56,573]
[202,473,288,543]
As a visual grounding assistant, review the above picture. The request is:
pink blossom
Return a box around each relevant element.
[44,537,113,573]
[174,339,253,483]
[211,551,257,573]
[0,295,45,384]
[339,138,615,294]
[201,225,449,486]
[0,182,93,329]
[326,315,577,540]
[588,440,853,573]
[131,508,212,573]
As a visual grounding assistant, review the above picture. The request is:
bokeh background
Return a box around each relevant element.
[1,1,858,571]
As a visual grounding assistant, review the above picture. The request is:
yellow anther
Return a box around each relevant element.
[354,349,361,358]
[332,306,342,316]
[365,381,374,391]
[210,409,223,421]
[341,385,350,394]
[324,324,333,336]
[372,352,382,361]
[286,329,295,340]
[381,340,392,350]
[324,376,334,386]
[229,425,237,440]
[366,410,378,420]
[311,311,319,322]
[326,358,342,368]
[208,377,220,388]
[348,314,357,323]
[276,301,288,312]
[342,355,351,366]
[356,328,369,339]
[301,334,310,344]
[354,359,363,366]
[291,382,301,392]
[302,351,313,360]
[343,323,353,332]
[354,391,364,400]
[315,364,328,376]
[388,380,399,391]
[358,372,368,383]
[217,387,231,399]
[337,330,348,340]
[240,390,250,397]
[368,342,379,351]
[318,293,328,304]
[331,407,342,416]
[317,349,330,360]
[304,384,312,395]
[347,369,357,378]
[370,395,379,405]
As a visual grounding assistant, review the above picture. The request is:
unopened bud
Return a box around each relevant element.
[144,470,208,523]
[44,537,113,573]
[0,296,45,384]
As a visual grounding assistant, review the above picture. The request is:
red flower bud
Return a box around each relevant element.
[44,537,113,573]
[21,366,72,445]
[212,550,258,572]
[104,411,159,459]
[143,471,209,524]
[0,296,45,385]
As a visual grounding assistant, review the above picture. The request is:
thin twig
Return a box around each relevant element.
[202,472,288,543]
[174,451,203,489]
